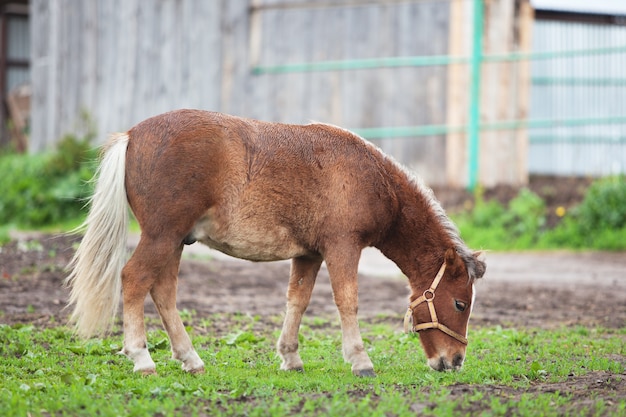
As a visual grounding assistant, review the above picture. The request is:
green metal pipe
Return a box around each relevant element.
[483,45,626,63]
[353,124,465,138]
[482,115,626,131]
[252,45,626,75]
[532,77,626,86]
[251,55,467,75]
[467,0,484,191]
[530,135,626,144]
[351,116,626,140]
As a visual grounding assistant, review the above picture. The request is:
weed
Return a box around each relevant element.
[455,176,626,251]
[0,132,97,229]
[0,317,624,416]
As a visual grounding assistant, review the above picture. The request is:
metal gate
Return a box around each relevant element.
[252,0,626,188]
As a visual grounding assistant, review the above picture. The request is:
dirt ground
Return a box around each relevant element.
[3,234,624,330]
[1,231,625,414]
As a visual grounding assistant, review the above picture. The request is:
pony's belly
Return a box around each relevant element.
[191,215,311,262]
[198,237,305,261]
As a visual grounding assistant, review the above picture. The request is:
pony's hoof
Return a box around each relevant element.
[188,367,205,375]
[353,368,376,377]
[139,368,157,376]
[281,365,304,373]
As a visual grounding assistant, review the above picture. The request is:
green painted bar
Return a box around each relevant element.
[484,116,626,131]
[251,55,467,74]
[353,124,465,138]
[532,77,626,86]
[483,45,626,63]
[467,0,484,191]
[252,45,626,75]
[529,135,626,144]
[351,116,626,139]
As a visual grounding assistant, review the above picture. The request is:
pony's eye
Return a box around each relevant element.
[454,300,468,312]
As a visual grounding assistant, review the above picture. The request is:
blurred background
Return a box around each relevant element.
[1,0,624,188]
[1,0,625,251]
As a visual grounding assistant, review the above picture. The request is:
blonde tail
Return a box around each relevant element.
[66,133,130,338]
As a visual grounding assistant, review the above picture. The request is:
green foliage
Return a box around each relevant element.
[0,133,97,228]
[505,188,546,240]
[456,187,548,250]
[0,317,624,416]
[577,175,626,230]
[456,176,626,251]
[540,176,626,250]
[547,175,626,249]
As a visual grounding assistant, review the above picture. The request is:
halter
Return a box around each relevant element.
[403,262,469,345]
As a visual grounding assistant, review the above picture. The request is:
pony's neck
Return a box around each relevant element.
[375,177,456,292]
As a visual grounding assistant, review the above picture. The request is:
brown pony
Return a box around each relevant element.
[66,109,485,376]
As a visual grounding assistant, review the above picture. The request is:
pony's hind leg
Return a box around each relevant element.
[120,237,181,374]
[149,244,204,373]
[277,256,322,371]
[120,243,156,374]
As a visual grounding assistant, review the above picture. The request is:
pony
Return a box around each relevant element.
[66,109,486,376]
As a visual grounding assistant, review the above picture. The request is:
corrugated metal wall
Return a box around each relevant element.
[528,18,626,176]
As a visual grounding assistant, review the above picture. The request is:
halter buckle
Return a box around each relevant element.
[423,289,435,301]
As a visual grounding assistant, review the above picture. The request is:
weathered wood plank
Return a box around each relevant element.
[30,0,530,186]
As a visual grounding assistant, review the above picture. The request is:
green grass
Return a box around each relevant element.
[1,314,624,416]
[453,178,626,251]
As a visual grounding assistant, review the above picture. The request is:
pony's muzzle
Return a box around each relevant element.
[428,353,465,372]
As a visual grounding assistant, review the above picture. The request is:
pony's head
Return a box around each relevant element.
[405,248,486,371]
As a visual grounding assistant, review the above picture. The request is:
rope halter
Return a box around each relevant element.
[403,262,469,345]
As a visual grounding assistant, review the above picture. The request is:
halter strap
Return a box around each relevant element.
[403,262,469,345]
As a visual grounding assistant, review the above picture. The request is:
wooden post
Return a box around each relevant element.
[446,0,533,188]
[445,0,470,188]
[478,0,532,187]
[516,0,534,184]
[6,84,30,152]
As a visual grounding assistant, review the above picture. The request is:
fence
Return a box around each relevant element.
[30,0,626,188]
[251,0,626,188]
[247,0,456,186]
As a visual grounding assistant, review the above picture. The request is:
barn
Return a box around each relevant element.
[2,0,625,187]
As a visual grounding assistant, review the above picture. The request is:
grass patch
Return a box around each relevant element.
[1,314,624,416]
[454,176,626,251]
[0,134,97,232]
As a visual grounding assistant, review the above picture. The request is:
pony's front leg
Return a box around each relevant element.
[325,246,375,377]
[277,256,322,371]
[149,245,204,374]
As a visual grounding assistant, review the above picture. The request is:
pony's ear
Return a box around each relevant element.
[444,248,457,266]
[445,248,470,280]
[472,251,487,279]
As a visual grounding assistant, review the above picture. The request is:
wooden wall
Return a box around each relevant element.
[31,0,532,186]
[31,0,224,151]
[31,0,455,184]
